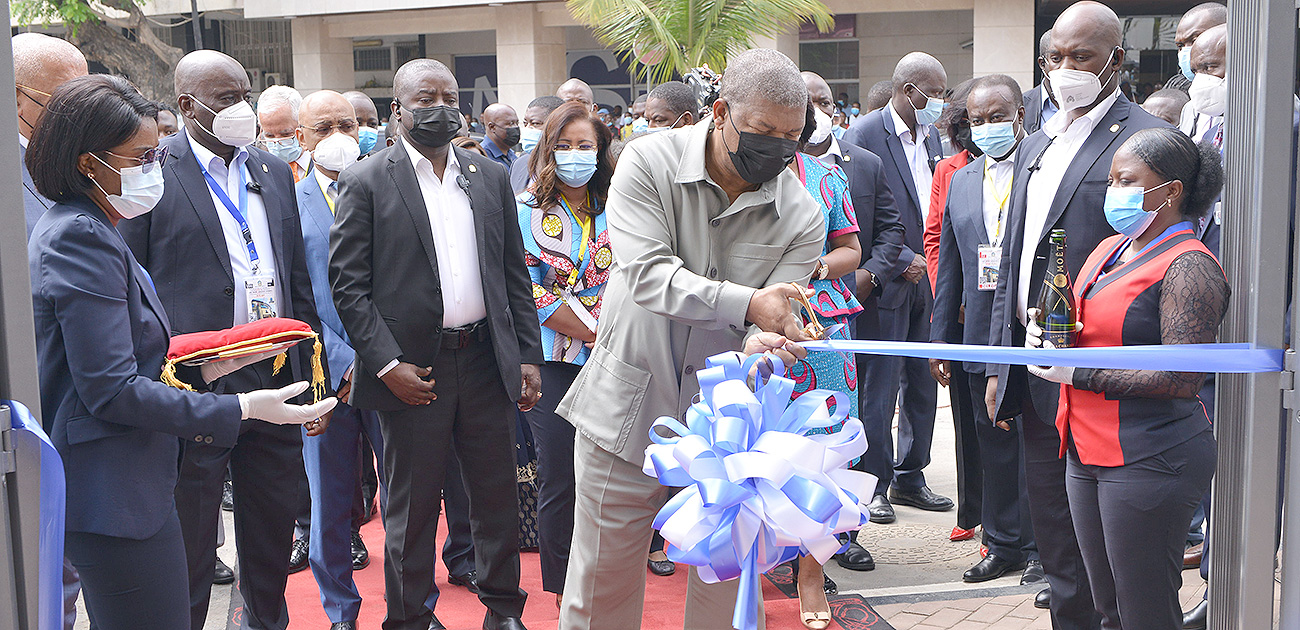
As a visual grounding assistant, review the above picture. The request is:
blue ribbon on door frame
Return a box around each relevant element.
[799,340,1284,373]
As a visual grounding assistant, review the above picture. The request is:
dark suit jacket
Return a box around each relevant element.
[329,138,543,412]
[822,140,906,337]
[843,107,944,310]
[931,156,999,374]
[118,130,326,398]
[20,143,52,237]
[988,95,1170,421]
[1023,86,1048,136]
[31,197,241,538]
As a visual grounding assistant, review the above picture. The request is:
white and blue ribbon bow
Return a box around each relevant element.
[642,351,876,630]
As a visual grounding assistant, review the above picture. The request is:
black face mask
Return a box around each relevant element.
[404,104,462,148]
[955,125,983,157]
[501,126,521,149]
[726,112,798,185]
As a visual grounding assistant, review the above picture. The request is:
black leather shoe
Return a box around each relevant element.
[836,541,875,571]
[221,479,234,512]
[428,613,446,630]
[483,610,527,630]
[288,535,309,574]
[822,572,837,595]
[449,570,480,594]
[1035,587,1051,609]
[1183,600,1208,629]
[867,494,896,524]
[351,532,369,570]
[213,557,235,585]
[648,555,676,576]
[330,622,356,630]
[888,485,955,512]
[1020,559,1045,585]
[963,554,1026,583]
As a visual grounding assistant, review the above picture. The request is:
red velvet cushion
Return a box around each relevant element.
[167,317,315,363]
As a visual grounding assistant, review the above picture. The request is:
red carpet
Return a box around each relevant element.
[284,515,891,629]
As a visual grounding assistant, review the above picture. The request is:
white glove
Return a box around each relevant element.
[201,350,285,384]
[1024,308,1079,385]
[237,381,338,425]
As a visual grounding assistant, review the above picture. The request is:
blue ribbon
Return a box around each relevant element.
[6,400,65,630]
[642,352,875,630]
[799,340,1284,373]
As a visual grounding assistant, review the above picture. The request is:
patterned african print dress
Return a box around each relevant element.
[518,191,611,365]
[791,153,863,440]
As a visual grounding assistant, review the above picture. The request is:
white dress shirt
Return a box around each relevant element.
[982,150,1016,245]
[1017,89,1119,324]
[187,131,282,326]
[400,141,486,328]
[888,101,934,220]
[313,166,338,209]
[817,135,844,166]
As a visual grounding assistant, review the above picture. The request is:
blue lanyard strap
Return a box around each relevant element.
[198,154,258,271]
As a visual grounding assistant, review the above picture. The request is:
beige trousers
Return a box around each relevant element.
[558,433,766,630]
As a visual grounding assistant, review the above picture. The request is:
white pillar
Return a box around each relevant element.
[752,28,800,65]
[972,0,1035,88]
[495,4,567,111]
[292,17,354,93]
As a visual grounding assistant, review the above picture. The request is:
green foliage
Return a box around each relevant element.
[11,0,117,32]
[567,0,833,84]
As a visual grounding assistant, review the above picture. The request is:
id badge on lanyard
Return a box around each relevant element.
[977,246,1000,291]
[245,275,277,321]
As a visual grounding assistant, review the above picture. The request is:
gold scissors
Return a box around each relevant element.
[788,282,845,340]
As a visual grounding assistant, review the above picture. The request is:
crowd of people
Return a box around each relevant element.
[13,0,1251,629]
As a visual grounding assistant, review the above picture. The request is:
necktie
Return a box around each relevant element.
[327,181,338,207]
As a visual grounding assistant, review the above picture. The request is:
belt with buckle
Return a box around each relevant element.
[440,320,488,350]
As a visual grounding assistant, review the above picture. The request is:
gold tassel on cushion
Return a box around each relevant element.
[160,360,194,391]
[272,351,287,376]
[310,338,326,403]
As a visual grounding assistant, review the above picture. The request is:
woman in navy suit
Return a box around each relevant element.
[26,75,335,630]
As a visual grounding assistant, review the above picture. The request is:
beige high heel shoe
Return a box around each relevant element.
[796,557,832,630]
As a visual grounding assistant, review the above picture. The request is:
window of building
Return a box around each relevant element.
[800,39,860,104]
[394,42,422,68]
[354,48,392,72]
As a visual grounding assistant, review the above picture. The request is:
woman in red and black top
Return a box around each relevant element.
[1026,127,1227,630]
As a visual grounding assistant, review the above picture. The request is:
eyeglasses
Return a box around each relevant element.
[300,120,359,136]
[554,143,597,152]
[102,145,170,174]
[16,84,49,108]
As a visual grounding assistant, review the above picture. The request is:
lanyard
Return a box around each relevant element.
[558,194,594,285]
[984,158,1012,246]
[198,154,258,273]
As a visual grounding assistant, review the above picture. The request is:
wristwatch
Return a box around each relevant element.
[815,259,829,281]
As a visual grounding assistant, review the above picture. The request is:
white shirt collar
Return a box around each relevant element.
[186,128,248,174]
[313,165,335,194]
[1042,88,1119,139]
[825,135,843,160]
[18,133,28,149]
[887,101,925,143]
[296,149,312,171]
[401,137,461,181]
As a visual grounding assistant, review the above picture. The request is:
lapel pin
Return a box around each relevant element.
[261,163,269,172]
[468,164,477,173]
[843,154,851,162]
[1110,124,1120,133]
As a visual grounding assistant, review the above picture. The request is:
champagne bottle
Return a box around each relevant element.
[1036,229,1077,348]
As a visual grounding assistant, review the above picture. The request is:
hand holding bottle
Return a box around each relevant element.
[1025,308,1084,385]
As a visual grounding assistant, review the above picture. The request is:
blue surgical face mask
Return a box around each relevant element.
[1103,180,1174,237]
[554,149,598,187]
[1178,47,1195,82]
[969,119,1022,159]
[632,117,649,133]
[907,83,946,127]
[264,137,301,163]
[850,107,860,116]
[358,126,378,154]
[519,126,543,153]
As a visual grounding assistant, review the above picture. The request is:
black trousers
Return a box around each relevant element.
[379,335,526,630]
[66,515,189,630]
[857,282,938,494]
[1020,398,1101,630]
[177,418,304,630]
[951,362,981,530]
[1067,430,1216,630]
[525,361,580,593]
[968,372,1033,562]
